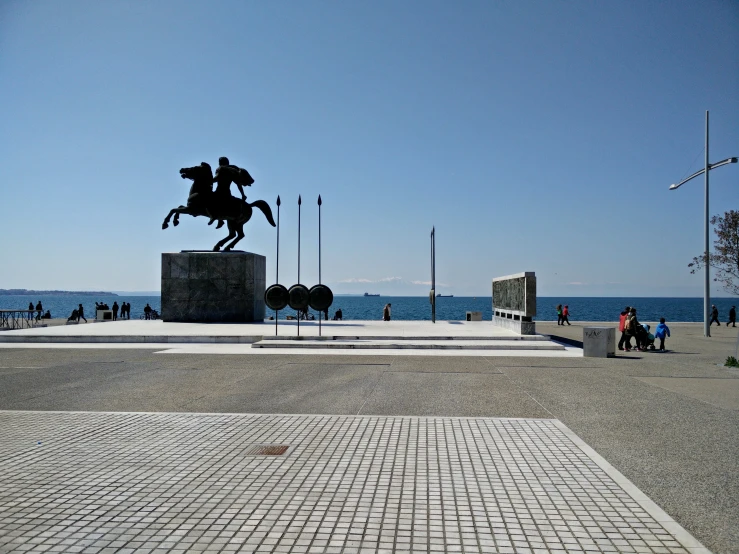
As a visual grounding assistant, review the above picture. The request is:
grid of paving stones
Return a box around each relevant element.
[0,412,697,553]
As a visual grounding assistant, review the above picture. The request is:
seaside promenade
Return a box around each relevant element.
[0,320,736,553]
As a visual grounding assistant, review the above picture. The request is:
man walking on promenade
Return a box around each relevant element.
[710,305,721,326]
[112,302,119,321]
[77,304,87,323]
[729,306,736,327]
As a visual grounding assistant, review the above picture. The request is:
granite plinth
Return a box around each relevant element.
[161,252,266,322]
[492,314,536,335]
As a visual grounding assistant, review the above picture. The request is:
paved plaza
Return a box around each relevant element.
[0,321,737,553]
[0,412,703,553]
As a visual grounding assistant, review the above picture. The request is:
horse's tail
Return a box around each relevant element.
[248,200,276,227]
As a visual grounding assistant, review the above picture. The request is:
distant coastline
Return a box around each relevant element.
[0,289,117,296]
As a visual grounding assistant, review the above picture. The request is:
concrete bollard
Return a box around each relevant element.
[583,327,616,357]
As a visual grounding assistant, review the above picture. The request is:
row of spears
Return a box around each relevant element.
[264,195,333,336]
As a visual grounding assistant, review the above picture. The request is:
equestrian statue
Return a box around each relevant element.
[162,157,276,251]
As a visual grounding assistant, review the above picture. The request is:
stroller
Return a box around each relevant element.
[636,323,656,350]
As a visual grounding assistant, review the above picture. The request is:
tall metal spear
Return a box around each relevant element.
[275,195,281,336]
[297,194,301,337]
[318,195,322,337]
[431,227,436,323]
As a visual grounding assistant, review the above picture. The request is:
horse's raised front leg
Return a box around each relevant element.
[162,206,185,229]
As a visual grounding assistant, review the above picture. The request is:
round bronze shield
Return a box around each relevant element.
[309,284,334,311]
[288,284,310,311]
[264,284,288,311]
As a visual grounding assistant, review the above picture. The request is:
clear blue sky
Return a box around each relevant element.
[1,0,737,297]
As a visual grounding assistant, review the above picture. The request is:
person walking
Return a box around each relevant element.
[654,318,671,351]
[556,304,563,326]
[35,301,43,322]
[125,302,131,319]
[112,301,119,321]
[728,306,736,328]
[562,305,571,326]
[710,305,721,326]
[382,303,392,321]
[618,306,632,351]
[77,304,87,323]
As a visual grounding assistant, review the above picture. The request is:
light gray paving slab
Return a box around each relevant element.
[0,412,706,553]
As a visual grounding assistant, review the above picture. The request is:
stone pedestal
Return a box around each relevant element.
[161,252,266,323]
[583,327,616,357]
[492,315,536,335]
[96,310,113,321]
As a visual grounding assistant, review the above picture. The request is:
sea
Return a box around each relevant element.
[0,295,736,324]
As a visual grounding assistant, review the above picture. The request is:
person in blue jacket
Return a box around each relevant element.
[654,318,671,351]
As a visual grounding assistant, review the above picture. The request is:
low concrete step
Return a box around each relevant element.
[258,334,551,342]
[252,339,566,351]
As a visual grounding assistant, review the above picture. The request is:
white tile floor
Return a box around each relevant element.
[0,412,705,553]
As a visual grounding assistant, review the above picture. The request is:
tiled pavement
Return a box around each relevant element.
[0,412,706,553]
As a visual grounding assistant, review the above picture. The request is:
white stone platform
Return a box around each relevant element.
[0,320,523,342]
[0,320,579,356]
[0,411,707,553]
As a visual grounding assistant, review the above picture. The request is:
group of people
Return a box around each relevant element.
[710,305,736,327]
[105,301,132,321]
[28,302,51,321]
[281,308,343,321]
[618,306,671,352]
[94,301,134,320]
[555,304,571,325]
[65,301,143,322]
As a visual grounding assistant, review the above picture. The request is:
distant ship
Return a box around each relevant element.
[364,292,380,297]
[436,294,453,297]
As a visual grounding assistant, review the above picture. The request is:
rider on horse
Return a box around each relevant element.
[163,158,275,252]
[209,156,255,229]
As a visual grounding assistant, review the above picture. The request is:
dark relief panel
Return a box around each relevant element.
[493,277,526,312]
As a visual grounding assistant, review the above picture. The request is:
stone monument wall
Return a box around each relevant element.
[161,252,266,323]
[492,271,536,334]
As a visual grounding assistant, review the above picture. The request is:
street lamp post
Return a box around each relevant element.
[669,110,738,337]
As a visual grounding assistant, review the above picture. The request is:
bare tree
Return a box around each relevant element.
[689,209,739,296]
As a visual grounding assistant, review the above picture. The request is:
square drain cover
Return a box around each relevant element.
[245,444,291,456]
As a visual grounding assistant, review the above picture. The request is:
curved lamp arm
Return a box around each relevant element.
[669,157,738,190]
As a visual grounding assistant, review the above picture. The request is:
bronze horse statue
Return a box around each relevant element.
[162,163,276,251]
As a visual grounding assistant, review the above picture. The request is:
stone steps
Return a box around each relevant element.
[258,334,551,342]
[251,339,566,351]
